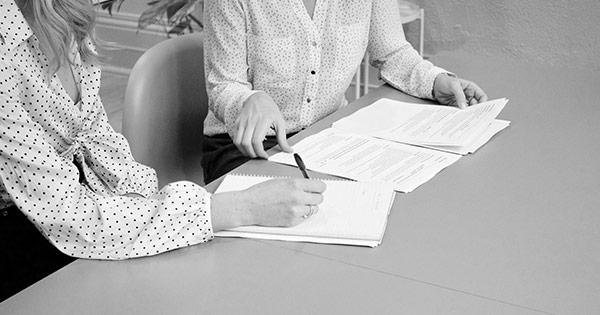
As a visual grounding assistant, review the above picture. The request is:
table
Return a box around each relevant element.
[1,59,599,314]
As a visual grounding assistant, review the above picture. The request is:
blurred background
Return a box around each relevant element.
[97,0,600,132]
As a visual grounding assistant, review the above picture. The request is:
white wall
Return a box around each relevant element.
[407,0,600,70]
[98,1,600,74]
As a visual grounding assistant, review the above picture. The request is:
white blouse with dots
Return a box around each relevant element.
[0,0,213,260]
[203,0,448,137]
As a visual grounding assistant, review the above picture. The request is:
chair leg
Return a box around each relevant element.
[363,52,370,95]
[355,64,362,100]
[419,8,424,56]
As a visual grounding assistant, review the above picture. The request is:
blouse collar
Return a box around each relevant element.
[0,0,34,55]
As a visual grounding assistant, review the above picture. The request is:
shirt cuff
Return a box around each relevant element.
[203,192,215,239]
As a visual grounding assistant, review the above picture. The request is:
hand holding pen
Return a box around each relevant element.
[293,153,322,218]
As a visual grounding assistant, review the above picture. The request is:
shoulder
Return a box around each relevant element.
[0,0,34,56]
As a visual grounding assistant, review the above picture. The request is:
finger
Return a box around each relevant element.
[463,80,488,104]
[462,84,477,106]
[303,205,320,218]
[274,119,293,153]
[311,205,320,215]
[452,80,468,109]
[302,191,324,205]
[234,118,248,156]
[252,119,270,159]
[293,178,327,193]
[299,204,320,219]
[472,83,488,103]
[241,118,258,158]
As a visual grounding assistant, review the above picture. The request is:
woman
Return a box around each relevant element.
[0,0,325,300]
[201,0,489,182]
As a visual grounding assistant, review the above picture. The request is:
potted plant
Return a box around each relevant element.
[96,0,203,35]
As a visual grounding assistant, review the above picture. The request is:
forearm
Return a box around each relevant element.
[368,0,448,99]
[378,45,448,99]
[15,181,214,260]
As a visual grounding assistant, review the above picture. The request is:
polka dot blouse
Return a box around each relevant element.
[203,0,448,137]
[0,0,213,260]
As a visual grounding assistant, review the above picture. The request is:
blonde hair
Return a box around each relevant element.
[28,0,98,72]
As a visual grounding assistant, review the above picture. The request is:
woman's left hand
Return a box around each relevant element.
[433,73,488,109]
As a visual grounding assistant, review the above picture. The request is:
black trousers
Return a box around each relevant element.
[0,206,75,302]
[201,133,296,184]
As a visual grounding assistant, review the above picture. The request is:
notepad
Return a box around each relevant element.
[214,174,396,247]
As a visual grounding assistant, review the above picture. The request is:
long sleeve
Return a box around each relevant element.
[0,61,214,260]
[367,0,448,99]
[204,0,257,136]
[81,96,159,198]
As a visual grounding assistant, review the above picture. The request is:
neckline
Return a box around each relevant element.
[301,0,317,20]
[290,0,327,34]
[58,58,82,107]
[31,36,83,109]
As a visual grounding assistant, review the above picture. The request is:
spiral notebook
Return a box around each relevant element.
[214,174,396,247]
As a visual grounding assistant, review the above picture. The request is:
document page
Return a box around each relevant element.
[422,120,511,155]
[269,128,461,192]
[214,174,396,247]
[332,98,508,147]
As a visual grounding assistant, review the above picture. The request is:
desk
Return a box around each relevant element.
[1,60,599,314]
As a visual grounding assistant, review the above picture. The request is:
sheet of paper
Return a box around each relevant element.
[332,98,508,147]
[214,174,396,247]
[421,120,511,155]
[269,128,461,192]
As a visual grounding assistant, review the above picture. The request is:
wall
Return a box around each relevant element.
[97,1,600,74]
[407,0,600,70]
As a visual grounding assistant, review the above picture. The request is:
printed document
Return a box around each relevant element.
[421,119,511,155]
[332,98,508,148]
[269,128,461,193]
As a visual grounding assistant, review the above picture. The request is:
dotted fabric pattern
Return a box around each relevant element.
[203,0,448,138]
[0,0,213,260]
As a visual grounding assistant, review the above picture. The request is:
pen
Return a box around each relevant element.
[293,153,310,179]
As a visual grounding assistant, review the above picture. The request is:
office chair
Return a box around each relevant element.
[122,33,207,187]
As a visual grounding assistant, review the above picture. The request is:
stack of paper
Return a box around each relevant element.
[270,98,509,192]
[269,129,460,193]
[332,98,510,155]
[214,174,396,247]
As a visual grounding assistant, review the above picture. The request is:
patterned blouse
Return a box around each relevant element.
[203,0,447,137]
[0,0,213,260]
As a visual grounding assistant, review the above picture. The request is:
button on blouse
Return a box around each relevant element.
[0,0,213,260]
[203,0,448,138]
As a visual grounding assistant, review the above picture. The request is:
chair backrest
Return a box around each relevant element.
[123,33,207,187]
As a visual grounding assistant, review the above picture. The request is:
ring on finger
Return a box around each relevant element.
[302,205,316,219]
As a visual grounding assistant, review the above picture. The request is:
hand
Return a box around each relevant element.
[233,92,293,159]
[432,74,488,109]
[211,178,327,230]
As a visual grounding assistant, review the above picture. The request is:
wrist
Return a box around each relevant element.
[432,72,456,99]
[211,191,254,231]
[243,91,266,108]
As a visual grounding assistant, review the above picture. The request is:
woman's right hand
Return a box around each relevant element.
[232,92,293,159]
[211,178,326,231]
